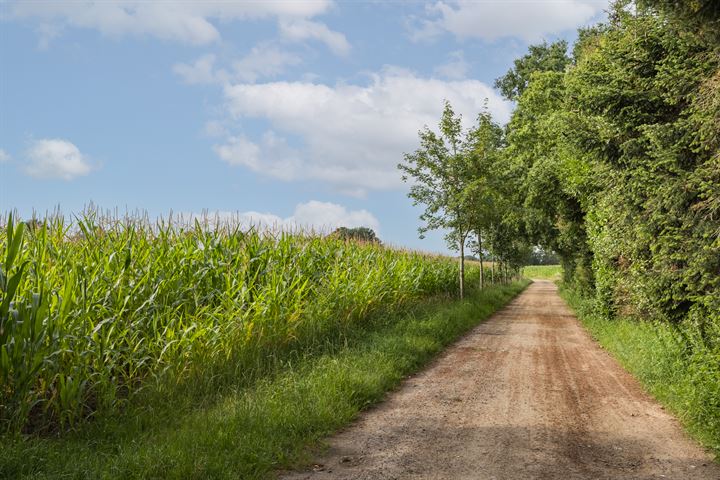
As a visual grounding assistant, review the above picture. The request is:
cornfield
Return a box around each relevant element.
[0,212,468,434]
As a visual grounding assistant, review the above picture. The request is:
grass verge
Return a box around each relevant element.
[560,284,720,460]
[1,280,529,479]
[522,264,562,280]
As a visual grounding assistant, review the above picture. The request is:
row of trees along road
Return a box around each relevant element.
[398,102,531,298]
[399,0,719,321]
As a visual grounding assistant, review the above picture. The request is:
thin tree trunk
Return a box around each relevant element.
[459,237,465,299]
[491,255,495,284]
[478,231,484,289]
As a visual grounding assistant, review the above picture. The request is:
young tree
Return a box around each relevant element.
[398,101,473,298]
[464,108,505,288]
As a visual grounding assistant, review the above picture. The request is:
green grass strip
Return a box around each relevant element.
[521,264,561,280]
[560,285,720,461]
[1,281,529,480]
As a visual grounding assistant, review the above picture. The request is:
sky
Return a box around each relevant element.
[0,0,609,253]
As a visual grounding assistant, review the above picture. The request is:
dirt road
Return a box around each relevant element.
[281,280,720,480]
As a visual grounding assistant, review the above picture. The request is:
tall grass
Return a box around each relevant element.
[0,212,468,434]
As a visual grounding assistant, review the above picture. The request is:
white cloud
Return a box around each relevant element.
[233,44,302,82]
[213,135,262,169]
[214,131,302,181]
[0,149,10,163]
[184,200,380,233]
[11,1,335,45]
[173,54,226,85]
[434,50,469,80]
[174,44,302,85]
[293,200,379,231]
[411,0,609,42]
[215,68,510,194]
[24,139,92,180]
[279,18,350,56]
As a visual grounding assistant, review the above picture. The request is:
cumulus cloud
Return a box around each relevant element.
[10,1,337,46]
[293,200,379,231]
[174,44,303,85]
[213,135,262,169]
[214,132,301,181]
[411,0,609,42]
[279,18,350,56]
[433,51,469,80]
[215,68,510,194]
[185,200,380,233]
[173,54,225,85]
[233,44,303,82]
[24,139,92,180]
[0,149,10,163]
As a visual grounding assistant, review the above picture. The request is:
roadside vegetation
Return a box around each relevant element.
[399,102,529,298]
[0,210,527,478]
[0,211,468,434]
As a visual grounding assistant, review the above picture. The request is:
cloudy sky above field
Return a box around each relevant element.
[0,0,609,252]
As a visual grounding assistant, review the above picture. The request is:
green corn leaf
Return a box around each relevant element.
[0,261,27,318]
[5,220,25,273]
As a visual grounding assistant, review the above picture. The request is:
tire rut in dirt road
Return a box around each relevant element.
[279,280,720,480]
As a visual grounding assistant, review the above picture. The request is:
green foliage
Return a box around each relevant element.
[565,5,720,325]
[463,107,513,277]
[526,247,559,265]
[399,101,531,292]
[638,0,720,44]
[329,226,381,244]
[504,2,720,329]
[0,211,467,434]
[494,40,571,101]
[398,101,473,243]
[499,57,592,286]
[398,101,483,296]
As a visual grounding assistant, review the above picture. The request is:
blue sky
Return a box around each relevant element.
[0,0,608,253]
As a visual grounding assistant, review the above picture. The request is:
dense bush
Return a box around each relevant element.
[501,2,719,331]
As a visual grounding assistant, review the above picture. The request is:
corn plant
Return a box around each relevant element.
[0,211,472,433]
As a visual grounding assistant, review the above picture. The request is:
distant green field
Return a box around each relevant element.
[522,265,562,280]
